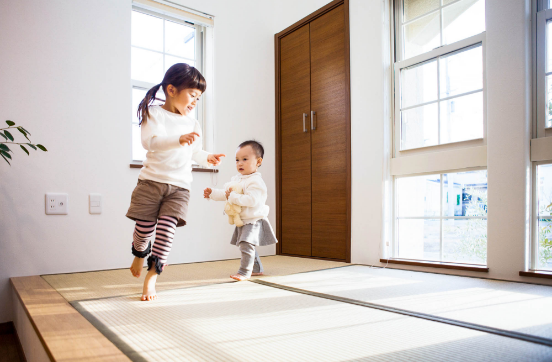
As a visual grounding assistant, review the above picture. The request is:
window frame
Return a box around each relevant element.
[130,5,206,165]
[393,0,487,158]
[536,7,552,138]
[392,166,488,265]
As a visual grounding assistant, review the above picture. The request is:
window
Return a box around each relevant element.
[395,170,488,264]
[399,44,483,150]
[535,163,552,271]
[391,0,487,265]
[131,6,205,163]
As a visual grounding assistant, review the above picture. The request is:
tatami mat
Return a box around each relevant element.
[262,265,552,340]
[74,280,552,362]
[42,256,347,302]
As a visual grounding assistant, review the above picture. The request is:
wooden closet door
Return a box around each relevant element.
[280,24,312,256]
[310,5,348,260]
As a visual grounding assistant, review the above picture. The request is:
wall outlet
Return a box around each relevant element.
[45,193,68,215]
[386,241,390,246]
[89,193,102,214]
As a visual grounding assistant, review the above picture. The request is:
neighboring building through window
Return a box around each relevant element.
[395,170,487,265]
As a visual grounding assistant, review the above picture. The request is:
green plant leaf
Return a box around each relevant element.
[6,120,15,126]
[0,133,6,141]
[21,127,31,136]
[0,144,10,152]
[4,130,13,141]
[17,127,30,141]
[1,150,12,159]
[36,144,47,152]
[27,143,37,150]
[20,145,29,156]
[1,153,10,165]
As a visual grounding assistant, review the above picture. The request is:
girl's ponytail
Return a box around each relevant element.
[137,83,162,125]
[137,63,207,125]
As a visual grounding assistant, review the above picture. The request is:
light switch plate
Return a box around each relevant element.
[89,193,102,214]
[45,193,68,215]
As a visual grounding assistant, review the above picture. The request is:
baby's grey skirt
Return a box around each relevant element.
[231,219,278,246]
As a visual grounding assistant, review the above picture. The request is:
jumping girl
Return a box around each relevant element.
[126,63,224,301]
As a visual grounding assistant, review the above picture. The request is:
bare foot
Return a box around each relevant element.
[130,256,145,278]
[230,274,249,281]
[141,268,158,301]
[251,272,264,276]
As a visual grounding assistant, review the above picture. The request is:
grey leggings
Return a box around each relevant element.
[237,242,264,278]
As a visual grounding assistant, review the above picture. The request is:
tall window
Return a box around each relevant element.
[533,0,552,272]
[131,7,204,163]
[392,0,487,265]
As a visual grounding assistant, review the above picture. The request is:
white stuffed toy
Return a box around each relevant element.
[224,183,244,227]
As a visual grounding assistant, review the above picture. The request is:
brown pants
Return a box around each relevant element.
[126,179,190,227]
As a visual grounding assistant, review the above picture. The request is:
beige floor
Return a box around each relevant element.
[42,255,348,302]
[73,279,552,362]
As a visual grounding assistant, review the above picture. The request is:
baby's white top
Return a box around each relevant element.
[138,105,211,190]
[210,172,269,225]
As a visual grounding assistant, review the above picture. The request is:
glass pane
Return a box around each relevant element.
[443,218,487,264]
[401,103,438,149]
[403,0,439,22]
[131,47,164,84]
[439,91,483,144]
[443,0,485,46]
[537,218,552,271]
[439,45,483,99]
[547,20,552,72]
[546,75,552,128]
[401,60,438,109]
[442,170,487,217]
[397,174,441,217]
[537,164,552,216]
[398,219,440,260]
[404,11,440,59]
[165,55,195,73]
[132,123,147,161]
[132,11,163,52]
[132,88,147,123]
[165,20,195,59]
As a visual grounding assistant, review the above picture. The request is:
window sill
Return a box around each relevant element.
[129,164,218,173]
[380,259,489,272]
[519,270,552,280]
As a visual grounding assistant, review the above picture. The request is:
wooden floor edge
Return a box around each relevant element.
[10,275,131,362]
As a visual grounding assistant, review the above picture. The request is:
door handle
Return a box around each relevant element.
[303,113,308,133]
[311,111,316,130]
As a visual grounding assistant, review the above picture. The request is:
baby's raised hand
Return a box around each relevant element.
[203,188,212,199]
[208,153,225,165]
[225,188,232,200]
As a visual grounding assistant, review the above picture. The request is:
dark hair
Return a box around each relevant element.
[137,63,207,125]
[238,140,264,160]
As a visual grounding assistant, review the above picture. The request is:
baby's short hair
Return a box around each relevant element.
[238,140,264,159]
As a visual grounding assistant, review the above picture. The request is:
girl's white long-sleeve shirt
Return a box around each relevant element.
[138,105,211,190]
[210,172,269,225]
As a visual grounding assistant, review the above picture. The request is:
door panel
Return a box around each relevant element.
[310,5,348,260]
[280,24,312,256]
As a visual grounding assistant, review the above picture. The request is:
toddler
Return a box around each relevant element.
[204,140,277,280]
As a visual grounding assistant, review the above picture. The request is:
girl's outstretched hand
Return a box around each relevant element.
[179,132,200,146]
[208,153,225,165]
[225,188,232,200]
[203,188,212,199]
